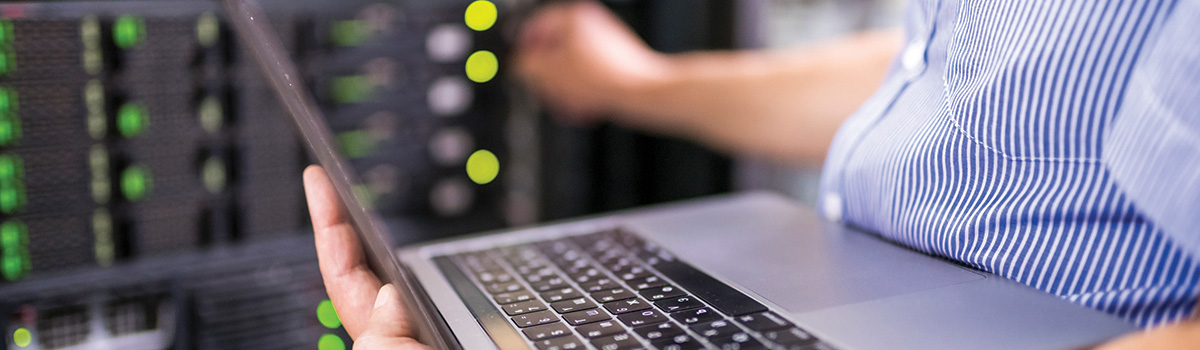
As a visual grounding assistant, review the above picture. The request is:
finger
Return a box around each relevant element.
[304,165,350,230]
[518,1,579,49]
[514,4,571,83]
[304,165,384,339]
[353,284,427,350]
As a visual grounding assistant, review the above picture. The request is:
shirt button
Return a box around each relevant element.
[901,38,927,77]
[822,193,844,222]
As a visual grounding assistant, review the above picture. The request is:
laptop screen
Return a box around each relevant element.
[220,0,454,348]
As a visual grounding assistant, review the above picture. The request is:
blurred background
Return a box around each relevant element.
[0,0,901,349]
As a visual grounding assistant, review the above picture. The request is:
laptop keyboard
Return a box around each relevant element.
[450,229,836,350]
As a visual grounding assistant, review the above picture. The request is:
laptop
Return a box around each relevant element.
[222,0,1137,348]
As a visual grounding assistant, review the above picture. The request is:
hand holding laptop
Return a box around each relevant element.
[304,166,429,350]
[305,163,1200,349]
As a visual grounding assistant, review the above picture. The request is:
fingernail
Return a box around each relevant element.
[374,284,394,309]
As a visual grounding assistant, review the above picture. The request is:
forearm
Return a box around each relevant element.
[1097,316,1200,349]
[609,29,902,165]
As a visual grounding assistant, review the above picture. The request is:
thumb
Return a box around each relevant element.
[352,284,428,350]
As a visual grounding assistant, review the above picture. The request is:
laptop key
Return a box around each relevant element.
[656,341,706,350]
[576,320,624,338]
[477,271,514,284]
[760,328,817,348]
[530,276,569,292]
[535,334,586,350]
[536,240,573,255]
[710,332,767,350]
[513,310,559,328]
[612,230,645,248]
[517,265,556,278]
[654,295,704,313]
[653,259,768,316]
[639,251,671,266]
[525,271,558,283]
[632,321,684,341]
[616,309,667,328]
[523,322,572,341]
[542,287,583,303]
[569,232,604,246]
[554,259,590,272]
[503,300,549,316]
[590,248,627,263]
[690,319,741,339]
[579,277,619,292]
[602,257,635,271]
[671,307,721,325]
[571,273,606,285]
[734,311,792,331]
[602,298,651,314]
[494,290,536,305]
[651,334,704,350]
[614,266,652,280]
[627,275,667,290]
[589,332,644,350]
[563,308,611,326]
[484,282,524,294]
[580,238,616,253]
[550,297,597,313]
[567,266,603,279]
[591,288,634,303]
[639,285,685,301]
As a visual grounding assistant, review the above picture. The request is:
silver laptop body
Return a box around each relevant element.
[399,193,1134,350]
[223,0,1136,348]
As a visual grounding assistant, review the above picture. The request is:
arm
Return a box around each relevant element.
[515,1,901,165]
[1096,316,1200,350]
[1097,0,1200,346]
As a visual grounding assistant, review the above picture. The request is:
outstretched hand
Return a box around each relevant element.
[303,165,429,349]
[514,0,667,123]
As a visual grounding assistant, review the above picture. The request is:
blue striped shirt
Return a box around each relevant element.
[819,0,1200,327]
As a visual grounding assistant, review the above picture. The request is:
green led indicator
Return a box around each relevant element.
[464,1,498,31]
[0,220,27,281]
[12,327,31,347]
[331,75,372,104]
[0,87,17,112]
[114,15,146,49]
[0,115,19,146]
[352,184,377,209]
[336,130,377,159]
[330,20,368,47]
[121,165,152,201]
[0,20,13,44]
[0,220,24,250]
[0,49,13,76]
[117,102,148,138]
[317,334,345,350]
[2,254,23,281]
[316,299,341,329]
[0,180,24,214]
[0,154,21,181]
[465,50,498,83]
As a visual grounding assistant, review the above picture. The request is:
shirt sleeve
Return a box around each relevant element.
[1104,0,1200,257]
